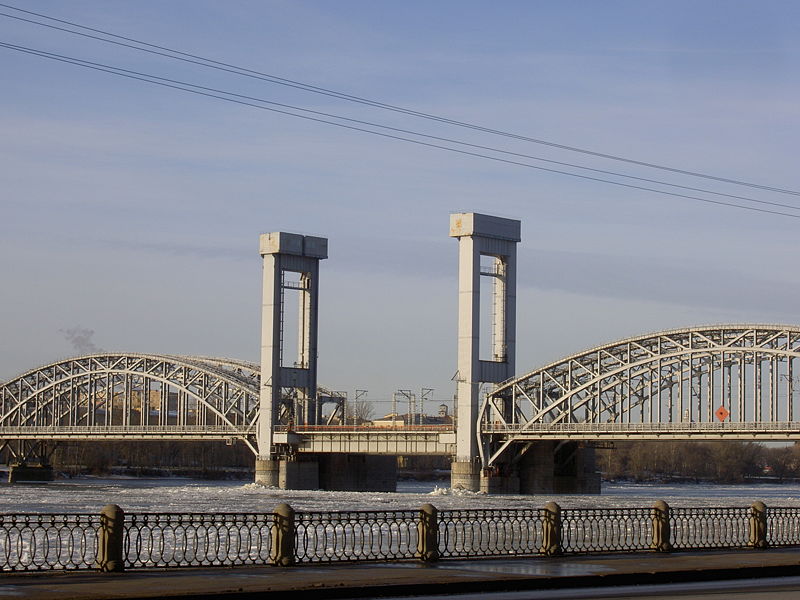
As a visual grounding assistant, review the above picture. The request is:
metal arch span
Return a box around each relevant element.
[0,354,261,454]
[0,353,447,460]
[482,325,800,465]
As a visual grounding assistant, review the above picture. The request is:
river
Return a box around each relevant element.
[3,477,800,513]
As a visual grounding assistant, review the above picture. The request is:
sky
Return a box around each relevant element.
[1,1,799,414]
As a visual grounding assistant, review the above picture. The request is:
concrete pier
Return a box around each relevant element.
[279,457,319,490]
[254,459,279,487]
[450,460,481,491]
[255,455,397,491]
[8,463,54,483]
[554,443,601,494]
[476,442,601,494]
[318,455,397,492]
[518,441,556,494]
[253,457,318,489]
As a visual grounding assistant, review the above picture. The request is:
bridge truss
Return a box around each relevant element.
[0,354,262,457]
[5,325,800,468]
[481,325,800,466]
[0,353,451,461]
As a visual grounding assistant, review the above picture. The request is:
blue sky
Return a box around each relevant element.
[2,1,799,412]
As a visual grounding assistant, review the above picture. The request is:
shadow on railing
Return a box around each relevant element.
[0,501,789,572]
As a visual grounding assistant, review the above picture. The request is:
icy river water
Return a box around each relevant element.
[3,478,800,513]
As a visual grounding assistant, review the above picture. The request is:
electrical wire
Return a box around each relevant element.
[2,40,799,220]
[0,30,793,212]
[1,2,798,198]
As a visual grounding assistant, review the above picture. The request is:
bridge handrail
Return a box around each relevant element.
[278,425,454,433]
[0,425,248,431]
[0,501,789,571]
[482,421,800,432]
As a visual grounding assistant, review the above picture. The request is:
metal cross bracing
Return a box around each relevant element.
[0,354,261,455]
[481,325,800,467]
[0,353,453,459]
[6,324,800,467]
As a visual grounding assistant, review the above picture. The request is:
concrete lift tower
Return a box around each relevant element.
[254,231,397,491]
[449,212,520,491]
[256,232,327,487]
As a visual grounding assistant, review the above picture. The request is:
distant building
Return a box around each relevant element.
[372,404,453,427]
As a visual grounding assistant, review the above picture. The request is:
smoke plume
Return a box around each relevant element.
[60,327,103,355]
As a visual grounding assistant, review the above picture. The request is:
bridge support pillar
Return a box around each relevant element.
[554,443,600,494]
[254,458,279,487]
[257,455,397,491]
[279,457,319,490]
[318,455,397,492]
[518,442,555,494]
[8,463,54,483]
[480,470,520,494]
[514,442,600,494]
[451,460,481,492]
[255,457,319,489]
[577,446,601,493]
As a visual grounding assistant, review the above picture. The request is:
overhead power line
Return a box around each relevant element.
[2,40,799,221]
[0,32,792,212]
[1,2,798,198]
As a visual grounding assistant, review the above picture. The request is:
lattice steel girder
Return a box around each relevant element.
[0,354,260,437]
[0,354,366,458]
[482,325,800,465]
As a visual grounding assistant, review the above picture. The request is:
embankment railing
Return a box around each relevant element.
[0,500,789,572]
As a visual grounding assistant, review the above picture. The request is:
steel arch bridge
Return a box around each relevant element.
[480,325,800,466]
[5,325,800,468]
[0,353,452,463]
[0,353,364,461]
[0,354,264,457]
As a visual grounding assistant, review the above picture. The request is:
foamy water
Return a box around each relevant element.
[2,477,800,513]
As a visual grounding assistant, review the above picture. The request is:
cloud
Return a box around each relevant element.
[519,246,800,318]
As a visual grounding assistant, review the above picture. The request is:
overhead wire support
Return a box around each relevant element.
[1,2,799,198]
[1,39,799,219]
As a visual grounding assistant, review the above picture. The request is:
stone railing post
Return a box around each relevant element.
[418,503,439,562]
[271,503,296,566]
[651,500,672,552]
[749,501,768,549]
[96,504,125,572]
[540,501,562,556]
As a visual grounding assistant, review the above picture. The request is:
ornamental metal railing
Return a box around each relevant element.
[671,507,751,549]
[124,513,275,568]
[0,501,790,572]
[293,510,418,562]
[561,507,653,553]
[438,508,544,558]
[0,514,100,570]
[767,507,800,546]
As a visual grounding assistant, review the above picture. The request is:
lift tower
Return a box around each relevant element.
[256,232,327,486]
[449,213,520,491]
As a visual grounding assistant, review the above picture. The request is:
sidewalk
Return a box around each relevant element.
[3,549,800,600]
